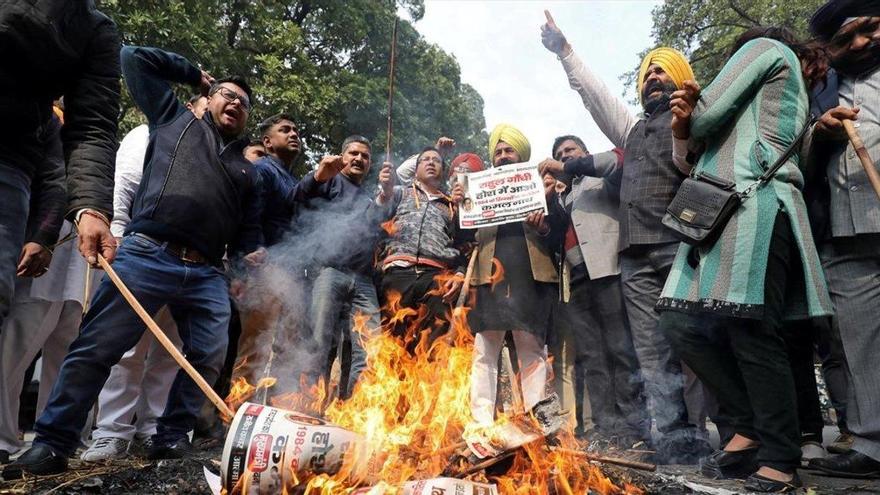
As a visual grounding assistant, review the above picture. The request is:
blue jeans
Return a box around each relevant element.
[34,235,231,454]
[0,163,30,326]
[307,267,380,398]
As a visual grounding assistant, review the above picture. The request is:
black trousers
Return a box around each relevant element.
[380,266,450,351]
[782,320,825,443]
[567,275,651,441]
[661,213,801,473]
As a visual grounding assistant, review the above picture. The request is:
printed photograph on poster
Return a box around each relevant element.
[458,161,547,229]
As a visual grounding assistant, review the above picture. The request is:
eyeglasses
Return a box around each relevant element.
[211,86,251,111]
[418,156,442,164]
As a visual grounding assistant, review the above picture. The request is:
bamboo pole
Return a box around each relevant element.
[843,119,880,201]
[97,254,235,419]
[385,17,399,161]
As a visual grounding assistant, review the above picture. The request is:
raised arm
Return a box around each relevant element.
[558,51,637,148]
[542,11,636,148]
[120,45,203,128]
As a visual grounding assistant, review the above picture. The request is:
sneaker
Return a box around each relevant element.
[80,437,130,462]
[801,441,826,466]
[147,437,196,460]
[828,433,854,454]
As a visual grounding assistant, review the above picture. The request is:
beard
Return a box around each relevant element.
[642,80,677,115]
[832,41,880,77]
[495,157,515,166]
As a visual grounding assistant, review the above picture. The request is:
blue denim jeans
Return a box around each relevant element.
[34,235,231,454]
[307,267,380,398]
[0,163,31,326]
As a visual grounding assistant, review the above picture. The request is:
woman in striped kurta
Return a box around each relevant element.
[657,31,833,492]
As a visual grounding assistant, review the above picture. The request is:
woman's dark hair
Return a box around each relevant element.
[731,26,829,90]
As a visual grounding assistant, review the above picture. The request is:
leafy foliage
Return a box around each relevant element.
[98,0,487,176]
[621,0,825,102]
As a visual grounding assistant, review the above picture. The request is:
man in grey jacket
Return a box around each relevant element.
[546,136,650,451]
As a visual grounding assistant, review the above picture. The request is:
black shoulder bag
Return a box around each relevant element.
[662,117,814,246]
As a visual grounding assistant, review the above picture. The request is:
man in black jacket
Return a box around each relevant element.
[0,0,120,327]
[5,45,261,477]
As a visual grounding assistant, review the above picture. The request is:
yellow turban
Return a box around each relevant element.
[488,123,531,163]
[637,47,695,103]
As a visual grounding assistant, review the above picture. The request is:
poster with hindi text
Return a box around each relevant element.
[458,161,547,229]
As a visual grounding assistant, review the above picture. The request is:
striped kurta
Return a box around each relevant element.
[658,38,833,320]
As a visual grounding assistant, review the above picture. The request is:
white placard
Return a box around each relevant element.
[458,162,548,229]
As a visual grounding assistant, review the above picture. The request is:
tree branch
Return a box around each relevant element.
[727,0,761,26]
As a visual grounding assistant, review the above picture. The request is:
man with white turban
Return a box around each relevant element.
[539,12,712,464]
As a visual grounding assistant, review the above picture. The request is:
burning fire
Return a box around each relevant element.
[224,266,643,495]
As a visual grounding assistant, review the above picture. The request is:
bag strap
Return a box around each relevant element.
[742,115,816,197]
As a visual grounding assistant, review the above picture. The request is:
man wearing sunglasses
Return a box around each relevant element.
[5,45,262,477]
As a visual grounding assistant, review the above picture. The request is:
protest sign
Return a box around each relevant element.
[458,162,547,229]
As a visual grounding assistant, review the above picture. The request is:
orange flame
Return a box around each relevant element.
[226,278,642,495]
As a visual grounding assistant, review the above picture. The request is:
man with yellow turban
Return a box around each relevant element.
[540,11,712,465]
[468,123,560,426]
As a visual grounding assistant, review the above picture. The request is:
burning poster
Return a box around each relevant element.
[458,162,547,229]
[221,403,364,494]
[352,478,499,495]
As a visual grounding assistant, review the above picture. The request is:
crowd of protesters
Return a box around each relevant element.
[0,0,879,492]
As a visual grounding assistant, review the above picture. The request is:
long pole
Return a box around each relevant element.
[843,119,880,201]
[385,16,399,161]
[97,255,235,419]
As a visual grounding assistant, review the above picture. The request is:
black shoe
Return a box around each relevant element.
[1,444,68,479]
[0,449,9,464]
[808,449,880,479]
[743,472,801,493]
[699,448,759,479]
[147,437,196,460]
[657,433,714,465]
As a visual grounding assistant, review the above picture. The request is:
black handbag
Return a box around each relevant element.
[662,118,814,246]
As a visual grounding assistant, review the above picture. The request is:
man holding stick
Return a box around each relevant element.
[807,0,880,478]
[6,45,262,476]
[540,11,711,463]
[377,146,468,350]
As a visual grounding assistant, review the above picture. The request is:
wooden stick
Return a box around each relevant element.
[843,119,880,201]
[551,447,657,472]
[385,17,399,161]
[97,254,235,419]
[455,249,478,308]
[82,263,93,315]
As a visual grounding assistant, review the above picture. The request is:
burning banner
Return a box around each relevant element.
[458,162,548,229]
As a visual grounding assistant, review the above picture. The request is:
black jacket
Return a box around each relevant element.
[121,46,261,265]
[0,0,120,219]
[26,116,67,248]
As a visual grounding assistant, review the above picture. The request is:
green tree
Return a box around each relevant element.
[622,0,824,101]
[98,0,487,176]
